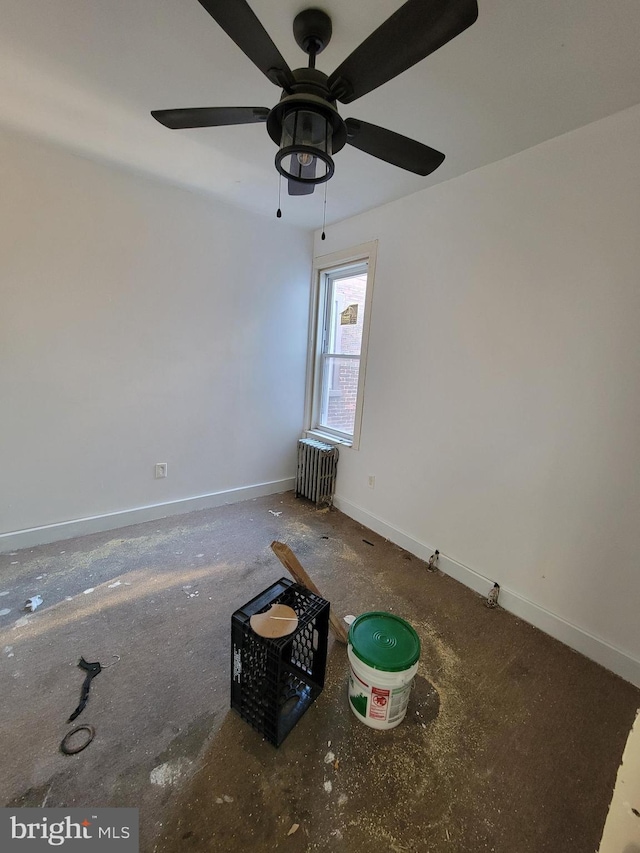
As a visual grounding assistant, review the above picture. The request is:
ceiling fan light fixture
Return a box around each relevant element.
[275,107,334,184]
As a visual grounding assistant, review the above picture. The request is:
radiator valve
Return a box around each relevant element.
[426,550,440,572]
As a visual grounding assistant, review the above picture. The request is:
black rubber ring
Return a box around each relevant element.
[60,725,95,755]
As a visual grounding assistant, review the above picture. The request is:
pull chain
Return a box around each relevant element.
[321,181,327,240]
[276,174,282,218]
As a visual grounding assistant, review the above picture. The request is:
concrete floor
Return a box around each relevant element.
[1,492,638,852]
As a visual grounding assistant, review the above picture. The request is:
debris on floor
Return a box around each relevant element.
[343,614,356,626]
[362,539,374,546]
[486,582,500,608]
[427,549,440,572]
[150,759,193,787]
[182,584,200,598]
[183,588,200,598]
[68,657,103,722]
[60,724,95,755]
[268,510,283,517]
[287,823,300,836]
[23,595,43,612]
[323,781,333,794]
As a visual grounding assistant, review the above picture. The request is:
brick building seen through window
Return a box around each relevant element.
[322,273,367,435]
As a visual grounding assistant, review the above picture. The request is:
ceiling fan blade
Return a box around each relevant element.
[196,0,294,89]
[151,106,269,129]
[328,0,478,104]
[345,118,445,176]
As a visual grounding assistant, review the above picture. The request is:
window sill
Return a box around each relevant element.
[305,428,354,449]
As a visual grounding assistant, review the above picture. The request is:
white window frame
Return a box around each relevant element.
[304,241,377,450]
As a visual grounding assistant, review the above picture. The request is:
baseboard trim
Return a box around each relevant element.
[333,495,640,688]
[0,478,295,553]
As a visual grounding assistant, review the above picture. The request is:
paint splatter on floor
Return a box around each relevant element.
[150,759,193,788]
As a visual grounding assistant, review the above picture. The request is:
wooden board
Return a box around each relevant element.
[270,540,349,644]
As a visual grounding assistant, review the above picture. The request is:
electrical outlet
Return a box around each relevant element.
[368,475,375,489]
[155,463,168,479]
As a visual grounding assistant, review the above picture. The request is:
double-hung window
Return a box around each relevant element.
[305,242,376,449]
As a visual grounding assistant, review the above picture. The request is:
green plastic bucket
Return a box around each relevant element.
[347,611,421,730]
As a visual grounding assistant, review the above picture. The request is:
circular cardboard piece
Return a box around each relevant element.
[250,604,298,638]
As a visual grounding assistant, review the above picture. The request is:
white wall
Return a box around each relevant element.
[315,104,640,683]
[0,125,312,544]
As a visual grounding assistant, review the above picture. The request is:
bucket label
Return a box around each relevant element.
[349,670,414,725]
[348,672,369,718]
[369,686,390,721]
[388,685,412,723]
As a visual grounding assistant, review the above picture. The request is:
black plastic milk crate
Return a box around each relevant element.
[231,577,329,746]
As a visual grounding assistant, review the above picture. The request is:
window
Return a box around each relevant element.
[305,242,376,449]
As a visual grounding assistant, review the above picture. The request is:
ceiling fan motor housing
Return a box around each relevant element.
[293,8,333,57]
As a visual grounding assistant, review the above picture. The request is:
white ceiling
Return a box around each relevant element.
[2,0,640,229]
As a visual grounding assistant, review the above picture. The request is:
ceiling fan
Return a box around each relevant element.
[151,0,478,196]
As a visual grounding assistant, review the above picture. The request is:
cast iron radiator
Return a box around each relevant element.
[295,438,339,507]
